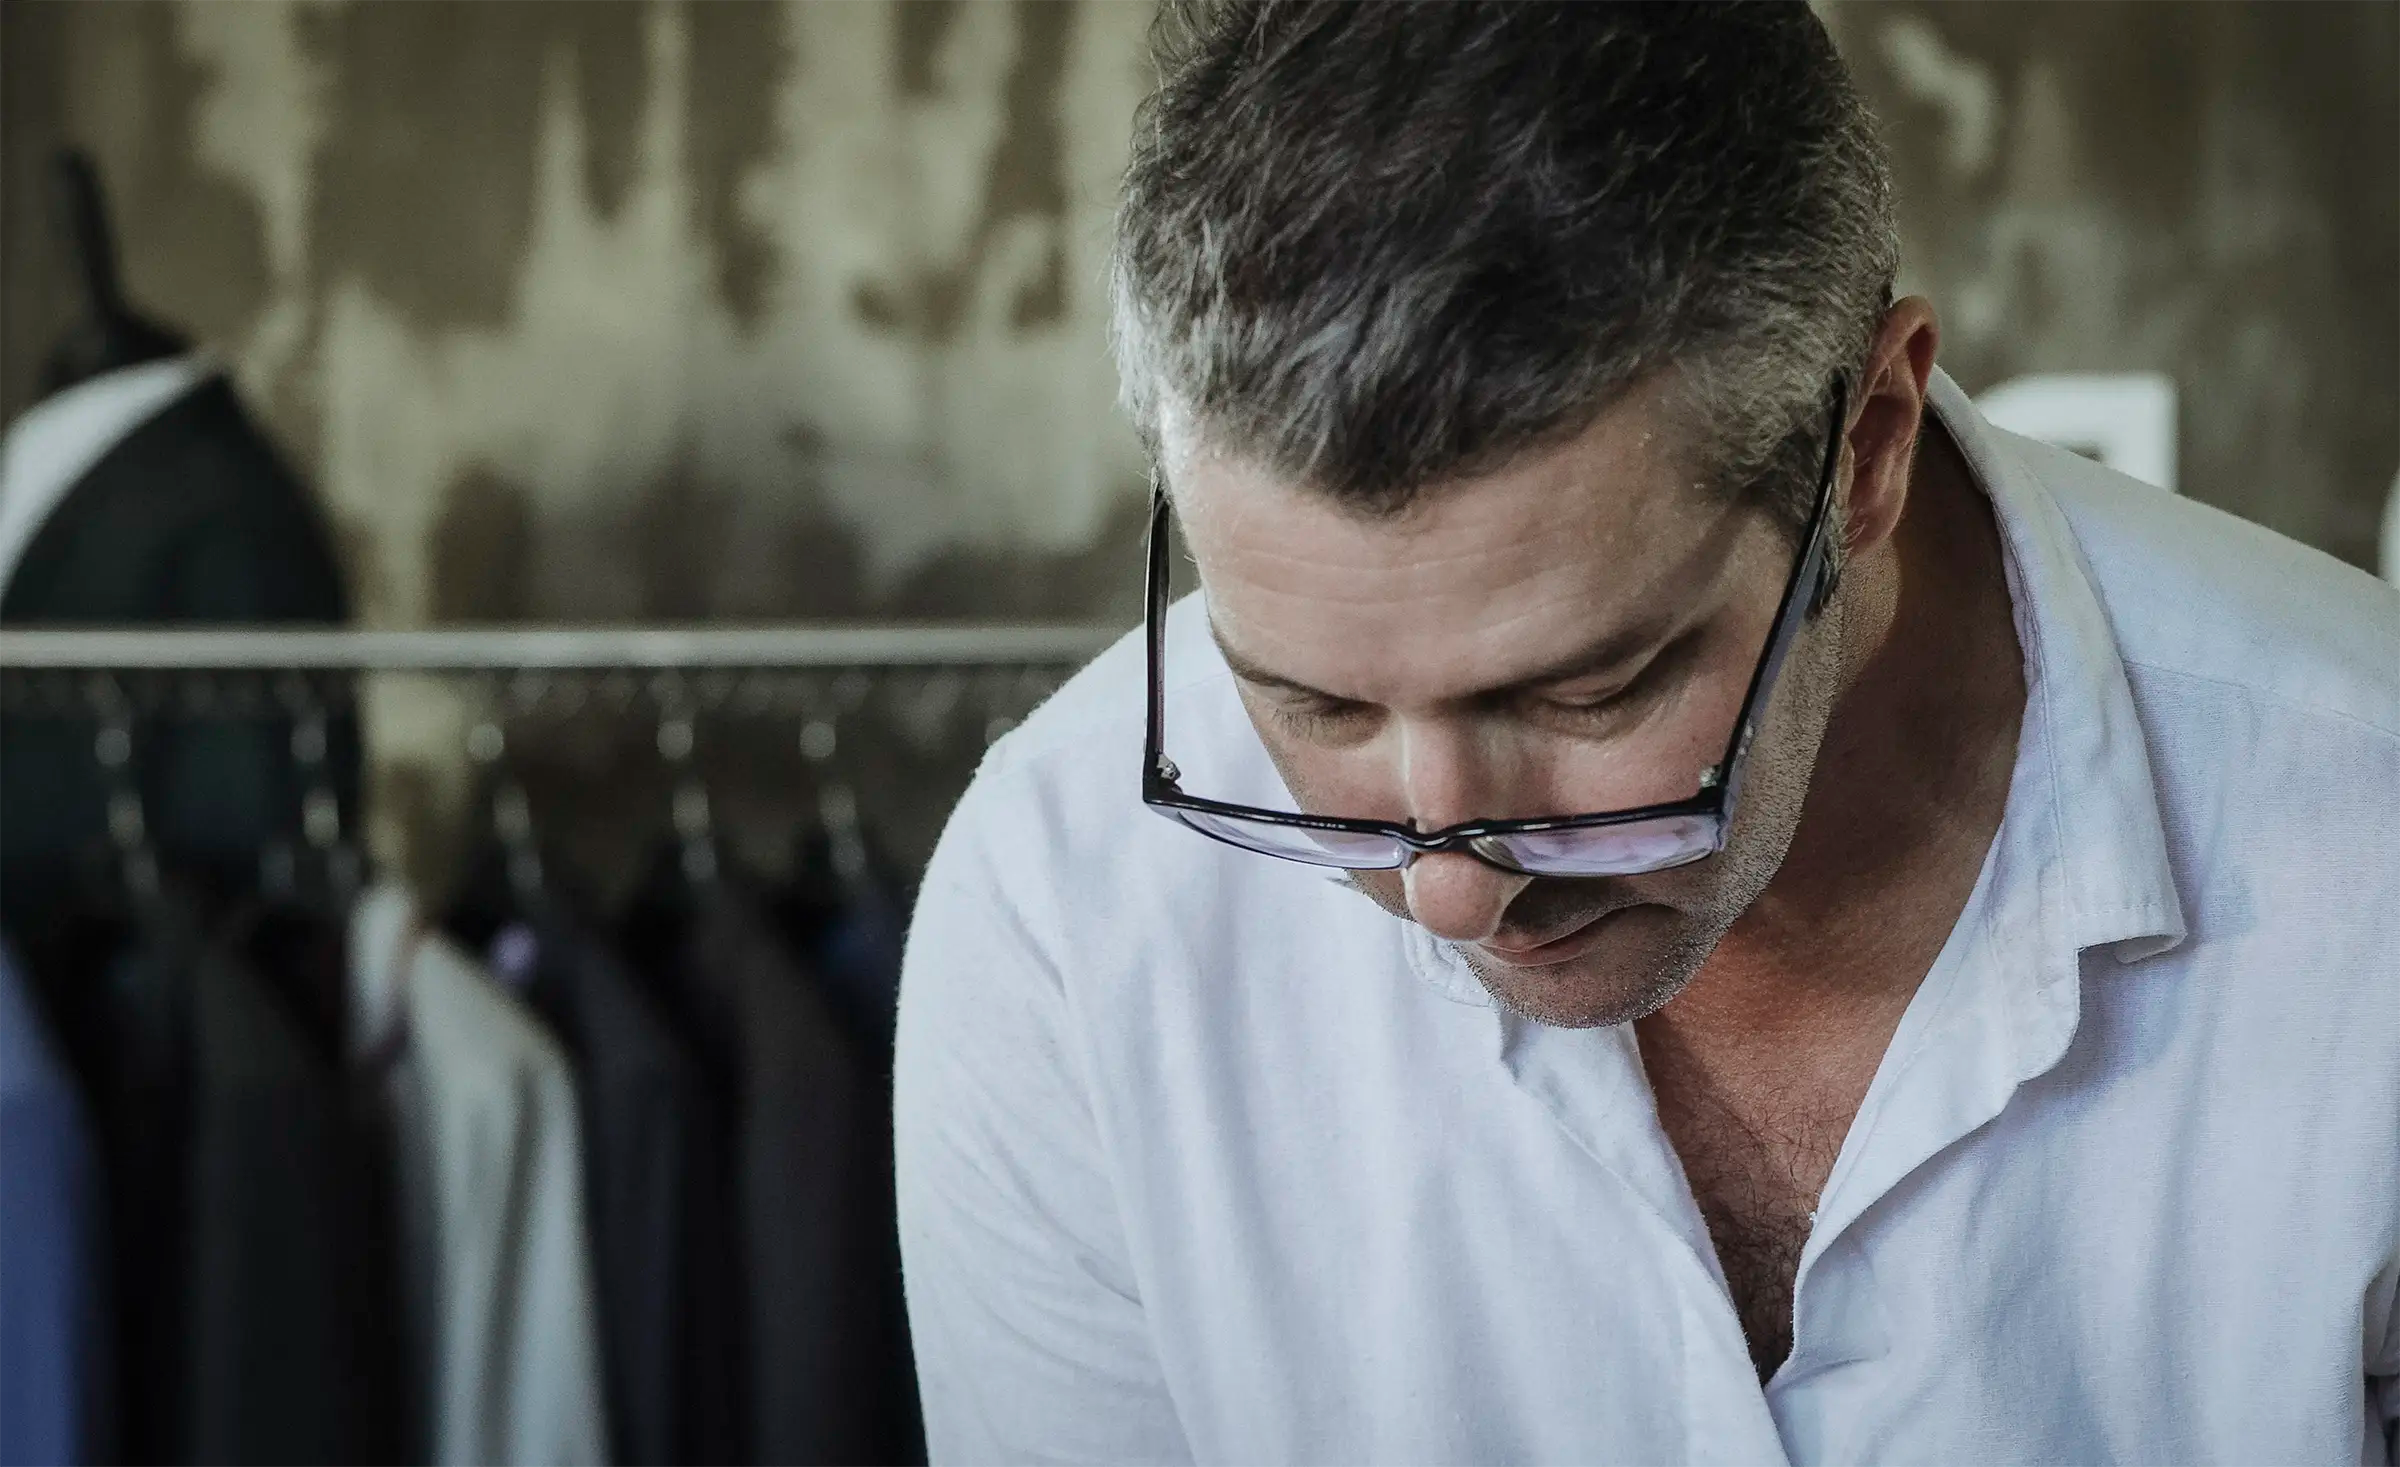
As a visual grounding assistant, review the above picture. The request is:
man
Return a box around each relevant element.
[896,4,2400,1462]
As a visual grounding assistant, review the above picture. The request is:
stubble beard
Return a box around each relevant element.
[1328,689,1829,1030]
[1450,648,1838,1031]
[1454,832,1785,1029]
[1459,908,1721,1029]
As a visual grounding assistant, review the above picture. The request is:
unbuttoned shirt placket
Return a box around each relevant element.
[1480,884,2071,1463]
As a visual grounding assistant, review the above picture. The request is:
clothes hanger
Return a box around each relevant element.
[38,150,190,398]
[79,691,207,1050]
[662,702,722,891]
[444,710,568,964]
[617,683,734,987]
[776,684,911,1046]
[222,691,362,1063]
[93,699,164,916]
[249,697,363,919]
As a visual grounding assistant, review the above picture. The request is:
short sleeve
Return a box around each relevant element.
[893,760,1191,1466]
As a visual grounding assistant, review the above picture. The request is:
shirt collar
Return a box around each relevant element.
[0,353,217,598]
[1925,365,2186,968]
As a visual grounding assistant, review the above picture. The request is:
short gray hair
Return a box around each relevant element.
[1110,0,1898,536]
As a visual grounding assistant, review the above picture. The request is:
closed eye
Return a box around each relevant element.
[1527,628,1703,732]
[1269,692,1377,737]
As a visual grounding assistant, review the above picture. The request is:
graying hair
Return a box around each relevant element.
[1110,0,1899,537]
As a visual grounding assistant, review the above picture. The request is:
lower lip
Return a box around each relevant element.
[1476,908,1632,969]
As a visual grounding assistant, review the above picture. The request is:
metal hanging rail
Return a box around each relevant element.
[0,622,1126,671]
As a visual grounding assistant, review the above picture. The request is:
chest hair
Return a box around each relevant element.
[1653,1091,1853,1382]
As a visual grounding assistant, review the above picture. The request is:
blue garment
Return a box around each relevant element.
[0,944,101,1466]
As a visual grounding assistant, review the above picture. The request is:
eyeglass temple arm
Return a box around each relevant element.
[1143,482,1176,785]
[1706,377,1849,799]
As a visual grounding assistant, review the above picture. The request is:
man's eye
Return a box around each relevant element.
[1274,697,1372,734]
[1538,644,1688,729]
[1544,687,1650,728]
[1545,685,1624,714]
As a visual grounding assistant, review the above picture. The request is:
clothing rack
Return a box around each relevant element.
[0,622,1122,670]
[2,634,1026,1467]
[0,622,1120,731]
[0,623,1122,895]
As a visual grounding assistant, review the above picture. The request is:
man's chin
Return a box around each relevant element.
[1457,905,1709,1029]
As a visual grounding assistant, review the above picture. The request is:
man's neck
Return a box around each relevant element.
[1657,415,2027,1057]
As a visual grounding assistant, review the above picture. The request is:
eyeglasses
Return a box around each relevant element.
[1140,379,1847,876]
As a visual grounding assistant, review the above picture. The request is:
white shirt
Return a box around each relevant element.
[0,354,216,597]
[895,368,2400,1465]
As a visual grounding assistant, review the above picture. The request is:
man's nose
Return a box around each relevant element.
[1393,720,1531,943]
[1401,851,1529,944]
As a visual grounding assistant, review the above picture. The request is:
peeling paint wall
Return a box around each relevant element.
[4,0,2394,888]
[1826,0,2399,571]
[8,1,2391,609]
[5,0,1158,628]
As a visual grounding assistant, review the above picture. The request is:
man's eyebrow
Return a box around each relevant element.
[1207,611,1676,708]
[1208,620,1344,700]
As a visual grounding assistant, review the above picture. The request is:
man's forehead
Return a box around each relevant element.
[1167,384,1719,587]
[1167,391,1752,707]
[1162,375,1706,530]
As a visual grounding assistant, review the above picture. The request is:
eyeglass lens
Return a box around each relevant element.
[1167,804,1722,876]
[1473,813,1720,876]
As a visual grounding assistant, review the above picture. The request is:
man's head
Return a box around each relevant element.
[1114,1,1929,1026]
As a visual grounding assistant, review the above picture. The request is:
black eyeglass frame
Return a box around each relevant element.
[1141,379,1850,875]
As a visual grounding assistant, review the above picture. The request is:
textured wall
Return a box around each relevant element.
[1826,0,2398,572]
[4,0,1158,628]
[4,0,2394,888]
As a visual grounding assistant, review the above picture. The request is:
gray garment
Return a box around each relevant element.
[351,882,609,1466]
[503,915,703,1467]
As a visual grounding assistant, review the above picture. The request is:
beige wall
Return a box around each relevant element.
[4,0,1160,627]
[1824,0,2398,571]
[5,0,2394,886]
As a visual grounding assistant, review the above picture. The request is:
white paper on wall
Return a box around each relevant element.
[1976,372,2179,493]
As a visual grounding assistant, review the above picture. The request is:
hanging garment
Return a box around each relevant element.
[181,939,394,1465]
[0,941,104,1467]
[490,915,703,1467]
[0,359,356,937]
[66,916,396,1466]
[220,898,415,1463]
[349,883,608,1467]
[668,888,912,1467]
[768,836,926,1467]
[48,913,184,1467]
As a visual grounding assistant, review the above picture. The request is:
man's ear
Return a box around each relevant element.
[1842,296,1942,558]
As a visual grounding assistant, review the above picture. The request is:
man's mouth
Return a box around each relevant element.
[1474,905,1631,969]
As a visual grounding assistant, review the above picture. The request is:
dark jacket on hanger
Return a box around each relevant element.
[501,912,705,1467]
[628,883,907,1467]
[41,913,401,1467]
[184,924,402,1466]
[0,369,358,943]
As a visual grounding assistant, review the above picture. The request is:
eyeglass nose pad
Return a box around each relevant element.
[1466,834,1536,875]
[1397,834,1534,877]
